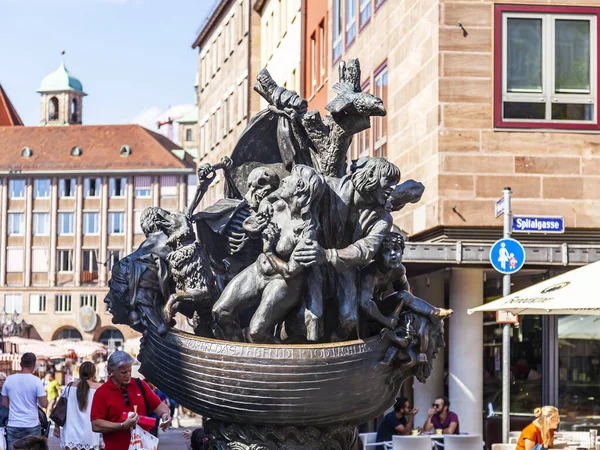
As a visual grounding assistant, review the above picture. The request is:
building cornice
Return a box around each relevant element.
[192,0,234,49]
[0,168,194,175]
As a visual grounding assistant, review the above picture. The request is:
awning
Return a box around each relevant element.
[468,260,600,315]
[4,337,107,360]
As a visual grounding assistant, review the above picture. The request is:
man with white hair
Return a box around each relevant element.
[90,351,171,450]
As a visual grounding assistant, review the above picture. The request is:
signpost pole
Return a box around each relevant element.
[502,187,512,443]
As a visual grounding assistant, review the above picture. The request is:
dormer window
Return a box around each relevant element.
[21,147,33,158]
[71,146,82,156]
[120,145,131,157]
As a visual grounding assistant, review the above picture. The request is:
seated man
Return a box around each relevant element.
[423,396,460,435]
[375,397,419,448]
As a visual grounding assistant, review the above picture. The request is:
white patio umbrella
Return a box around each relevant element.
[468,260,600,316]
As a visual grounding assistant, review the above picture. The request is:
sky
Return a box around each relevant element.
[0,0,218,136]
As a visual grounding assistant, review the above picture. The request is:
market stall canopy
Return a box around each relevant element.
[468,261,600,316]
[4,337,107,360]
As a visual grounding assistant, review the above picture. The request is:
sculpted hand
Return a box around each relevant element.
[262,223,280,253]
[293,240,326,267]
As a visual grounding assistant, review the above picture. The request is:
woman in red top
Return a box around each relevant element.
[90,352,171,450]
[516,406,560,450]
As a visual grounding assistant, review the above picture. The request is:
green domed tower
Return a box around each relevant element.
[37,59,87,126]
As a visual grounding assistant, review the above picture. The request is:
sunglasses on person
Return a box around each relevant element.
[432,403,443,409]
[122,389,130,406]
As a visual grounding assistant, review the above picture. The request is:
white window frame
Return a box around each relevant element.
[320,22,326,81]
[359,0,371,27]
[82,249,98,273]
[55,294,72,313]
[160,176,178,198]
[32,212,50,236]
[7,212,24,235]
[83,212,99,235]
[80,294,97,311]
[57,249,74,272]
[501,11,597,124]
[107,249,122,272]
[311,33,317,93]
[29,294,47,314]
[9,179,25,199]
[345,0,356,44]
[134,176,152,198]
[33,179,51,199]
[109,177,127,198]
[108,211,125,235]
[4,294,22,314]
[333,0,343,62]
[59,178,75,198]
[84,177,101,198]
[58,212,74,235]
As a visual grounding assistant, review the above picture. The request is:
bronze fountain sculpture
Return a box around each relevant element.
[105,59,452,449]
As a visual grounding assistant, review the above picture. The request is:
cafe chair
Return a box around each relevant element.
[359,432,391,449]
[392,435,432,450]
[442,434,483,450]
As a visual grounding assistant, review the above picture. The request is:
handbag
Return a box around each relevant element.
[134,379,160,437]
[49,382,72,427]
[128,424,159,450]
[533,445,547,450]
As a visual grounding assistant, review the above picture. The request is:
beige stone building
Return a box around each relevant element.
[254,0,303,101]
[329,0,600,438]
[0,66,195,349]
[193,0,262,207]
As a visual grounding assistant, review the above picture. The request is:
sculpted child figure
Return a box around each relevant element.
[212,165,325,343]
[359,232,453,330]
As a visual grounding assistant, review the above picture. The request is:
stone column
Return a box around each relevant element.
[178,175,187,211]
[153,175,160,208]
[24,179,32,287]
[99,177,108,287]
[74,176,83,286]
[0,179,7,286]
[448,268,483,436]
[126,177,133,255]
[49,177,58,287]
[412,270,446,428]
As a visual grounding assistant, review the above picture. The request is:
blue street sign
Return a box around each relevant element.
[512,216,564,234]
[495,198,504,218]
[490,238,526,274]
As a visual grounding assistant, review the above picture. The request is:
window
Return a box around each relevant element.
[228,92,235,132]
[375,0,386,10]
[373,63,388,158]
[345,0,356,46]
[8,213,24,235]
[84,178,101,198]
[108,212,125,234]
[6,248,23,272]
[4,294,22,314]
[55,294,72,313]
[199,123,207,159]
[82,249,98,273]
[354,83,372,159]
[59,178,75,198]
[160,176,177,197]
[185,128,193,141]
[237,78,247,122]
[359,0,371,28]
[311,33,317,93]
[34,179,50,198]
[109,177,126,197]
[134,176,151,198]
[9,179,25,199]
[29,294,46,313]
[496,5,599,129]
[57,249,73,272]
[71,98,78,122]
[58,212,74,235]
[33,213,49,236]
[49,97,59,121]
[107,249,122,272]
[223,98,229,136]
[320,21,326,81]
[32,248,49,272]
[333,0,343,62]
[83,212,99,235]
[80,294,97,311]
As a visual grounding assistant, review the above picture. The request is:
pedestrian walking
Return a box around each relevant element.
[54,361,102,450]
[90,351,171,450]
[0,372,9,426]
[1,353,48,450]
[44,375,61,417]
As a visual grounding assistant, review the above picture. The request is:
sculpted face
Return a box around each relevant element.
[374,176,397,206]
[381,245,403,270]
[245,168,280,210]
